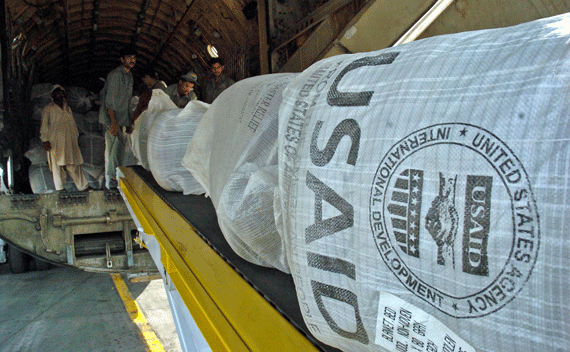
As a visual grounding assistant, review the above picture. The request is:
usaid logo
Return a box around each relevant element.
[369,123,540,318]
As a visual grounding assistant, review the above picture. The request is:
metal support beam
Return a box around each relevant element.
[0,0,8,114]
[131,0,151,45]
[52,212,132,228]
[88,0,100,75]
[392,0,454,46]
[271,0,354,52]
[60,0,70,84]
[0,0,10,146]
[150,0,195,67]
[259,0,269,74]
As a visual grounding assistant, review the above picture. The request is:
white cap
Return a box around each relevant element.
[51,84,65,93]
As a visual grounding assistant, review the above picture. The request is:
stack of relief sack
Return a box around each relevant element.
[76,109,106,190]
[25,137,58,193]
[28,85,104,192]
[176,13,569,352]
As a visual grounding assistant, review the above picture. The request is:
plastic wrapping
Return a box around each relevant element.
[278,14,570,352]
[79,134,105,167]
[130,90,178,170]
[183,73,297,272]
[65,86,94,114]
[79,134,105,189]
[147,101,207,195]
[74,111,104,136]
[29,164,56,194]
[24,138,48,165]
[28,165,78,193]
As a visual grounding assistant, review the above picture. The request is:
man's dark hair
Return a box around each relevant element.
[119,45,137,58]
[209,58,224,66]
[141,67,159,80]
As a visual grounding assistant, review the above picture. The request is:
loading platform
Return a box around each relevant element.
[118,166,339,352]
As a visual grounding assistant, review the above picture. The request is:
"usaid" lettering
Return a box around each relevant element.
[305,52,399,344]
[462,175,492,276]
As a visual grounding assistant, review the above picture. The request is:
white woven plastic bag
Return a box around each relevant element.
[66,86,94,114]
[28,165,77,193]
[182,73,297,272]
[79,134,105,167]
[29,164,55,194]
[74,111,104,136]
[24,138,48,165]
[130,89,178,169]
[278,14,570,352]
[79,134,105,189]
[147,101,208,195]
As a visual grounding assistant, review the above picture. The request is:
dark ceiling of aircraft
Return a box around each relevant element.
[6,0,567,94]
[4,0,270,91]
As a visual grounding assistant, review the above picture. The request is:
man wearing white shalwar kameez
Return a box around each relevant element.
[40,85,88,191]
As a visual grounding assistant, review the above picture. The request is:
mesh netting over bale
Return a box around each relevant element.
[130,90,178,170]
[182,73,297,273]
[277,13,570,352]
[147,101,208,195]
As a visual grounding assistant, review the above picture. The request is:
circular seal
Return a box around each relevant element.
[369,123,539,318]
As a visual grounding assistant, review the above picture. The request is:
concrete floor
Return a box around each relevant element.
[0,263,182,352]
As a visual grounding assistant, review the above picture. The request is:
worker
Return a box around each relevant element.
[40,85,88,192]
[141,67,167,92]
[132,67,167,124]
[163,71,198,108]
[204,58,234,104]
[98,45,136,189]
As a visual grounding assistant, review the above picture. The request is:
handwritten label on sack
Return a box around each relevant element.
[375,292,476,352]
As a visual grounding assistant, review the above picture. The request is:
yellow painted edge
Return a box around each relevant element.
[111,273,165,352]
[119,170,250,352]
[120,180,157,238]
[118,167,319,352]
[161,249,243,352]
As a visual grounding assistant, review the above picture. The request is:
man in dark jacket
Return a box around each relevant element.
[204,58,234,104]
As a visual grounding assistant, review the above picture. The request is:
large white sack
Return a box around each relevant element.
[82,164,104,190]
[130,89,178,169]
[182,73,297,272]
[74,111,104,136]
[24,138,48,165]
[79,134,105,189]
[79,134,105,167]
[29,164,91,193]
[65,86,94,114]
[147,101,208,195]
[278,14,570,352]
[29,164,55,194]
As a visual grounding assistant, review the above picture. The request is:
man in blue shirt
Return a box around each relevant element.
[99,45,136,189]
